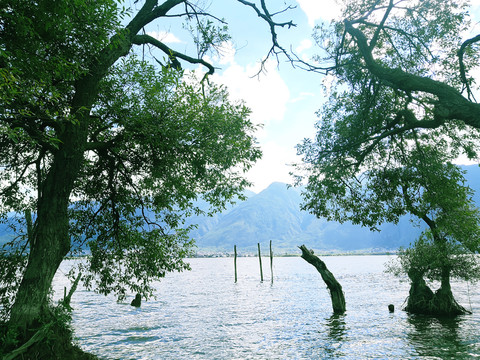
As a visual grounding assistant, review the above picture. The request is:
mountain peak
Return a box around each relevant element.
[191,165,480,253]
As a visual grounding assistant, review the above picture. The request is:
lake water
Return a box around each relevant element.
[52,256,480,359]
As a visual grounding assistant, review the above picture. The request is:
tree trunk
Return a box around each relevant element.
[404,269,434,314]
[7,23,131,331]
[9,119,88,330]
[299,245,346,314]
[9,172,76,330]
[404,268,470,316]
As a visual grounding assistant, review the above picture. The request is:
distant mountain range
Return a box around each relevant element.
[2,165,480,255]
[188,182,420,254]
[187,165,480,254]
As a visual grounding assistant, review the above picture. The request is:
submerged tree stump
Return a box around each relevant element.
[270,240,274,284]
[234,245,238,283]
[130,293,142,307]
[61,272,82,311]
[258,243,264,282]
[404,273,471,316]
[299,245,346,314]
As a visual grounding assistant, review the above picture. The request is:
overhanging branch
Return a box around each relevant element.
[344,20,480,129]
[237,0,297,75]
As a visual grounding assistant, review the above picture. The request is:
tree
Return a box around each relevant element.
[297,116,480,315]
[294,0,480,316]
[0,0,296,349]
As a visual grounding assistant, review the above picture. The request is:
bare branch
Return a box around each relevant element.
[237,0,297,75]
[288,49,335,74]
[132,34,215,75]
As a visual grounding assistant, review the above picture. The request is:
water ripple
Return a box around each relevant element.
[51,256,480,359]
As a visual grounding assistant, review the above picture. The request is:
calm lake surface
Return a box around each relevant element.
[53,256,480,359]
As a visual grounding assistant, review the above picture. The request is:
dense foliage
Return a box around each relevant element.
[66,57,261,300]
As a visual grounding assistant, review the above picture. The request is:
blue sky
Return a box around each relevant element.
[142,0,480,193]
[202,1,338,193]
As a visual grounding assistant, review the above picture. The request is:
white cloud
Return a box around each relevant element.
[210,52,290,129]
[192,44,294,193]
[454,155,479,166]
[290,92,315,104]
[296,0,342,26]
[147,31,182,44]
[296,39,313,53]
[246,142,299,193]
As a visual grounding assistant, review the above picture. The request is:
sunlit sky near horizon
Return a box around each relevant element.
[141,0,480,193]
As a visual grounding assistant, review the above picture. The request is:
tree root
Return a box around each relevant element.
[404,280,471,316]
[3,322,53,360]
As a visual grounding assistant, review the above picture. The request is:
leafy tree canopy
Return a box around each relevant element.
[295,0,480,228]
[0,0,296,328]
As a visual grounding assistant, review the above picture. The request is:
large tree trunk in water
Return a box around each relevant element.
[404,270,434,314]
[299,245,346,314]
[405,268,470,316]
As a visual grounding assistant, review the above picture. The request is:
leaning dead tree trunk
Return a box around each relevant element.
[299,245,346,314]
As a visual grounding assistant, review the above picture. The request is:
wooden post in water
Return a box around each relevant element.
[270,240,273,284]
[234,245,238,283]
[257,243,264,282]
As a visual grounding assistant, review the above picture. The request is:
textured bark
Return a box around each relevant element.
[9,121,88,329]
[405,270,470,316]
[9,68,98,330]
[299,245,346,314]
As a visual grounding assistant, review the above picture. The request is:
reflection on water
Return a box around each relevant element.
[52,256,480,359]
[323,314,348,358]
[406,314,480,359]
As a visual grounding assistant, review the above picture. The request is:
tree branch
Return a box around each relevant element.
[237,0,297,75]
[0,160,36,197]
[458,33,480,102]
[346,108,444,168]
[126,0,185,36]
[369,0,394,50]
[132,34,215,75]
[344,20,480,129]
